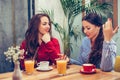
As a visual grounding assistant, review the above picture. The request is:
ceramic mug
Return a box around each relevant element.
[82,63,95,72]
[37,61,49,70]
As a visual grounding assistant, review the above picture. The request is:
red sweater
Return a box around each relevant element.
[20,38,60,69]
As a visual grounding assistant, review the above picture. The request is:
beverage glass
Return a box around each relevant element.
[114,56,120,72]
[24,59,35,74]
[56,60,67,75]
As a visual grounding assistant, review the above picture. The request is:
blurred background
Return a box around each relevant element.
[0,0,120,73]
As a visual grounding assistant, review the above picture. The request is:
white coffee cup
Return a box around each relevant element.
[37,61,49,70]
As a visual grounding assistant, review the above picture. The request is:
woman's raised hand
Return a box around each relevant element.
[103,18,119,42]
[42,33,50,43]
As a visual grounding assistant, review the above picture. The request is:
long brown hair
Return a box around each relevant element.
[82,13,104,67]
[25,13,51,58]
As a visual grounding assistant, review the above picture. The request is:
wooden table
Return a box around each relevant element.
[0,65,120,80]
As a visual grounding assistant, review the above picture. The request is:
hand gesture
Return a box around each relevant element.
[19,49,25,59]
[41,33,51,43]
[57,54,70,62]
[103,18,119,42]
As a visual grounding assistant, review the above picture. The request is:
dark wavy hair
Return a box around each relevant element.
[25,13,51,58]
[82,13,104,67]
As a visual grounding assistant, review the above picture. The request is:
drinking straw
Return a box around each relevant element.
[33,47,39,60]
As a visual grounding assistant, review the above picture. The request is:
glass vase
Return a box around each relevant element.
[12,61,22,80]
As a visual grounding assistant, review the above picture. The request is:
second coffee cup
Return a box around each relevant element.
[37,61,49,70]
[82,63,95,72]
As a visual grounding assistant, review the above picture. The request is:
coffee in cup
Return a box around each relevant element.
[37,61,49,70]
[82,63,95,72]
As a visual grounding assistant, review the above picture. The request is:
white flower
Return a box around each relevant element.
[4,46,24,63]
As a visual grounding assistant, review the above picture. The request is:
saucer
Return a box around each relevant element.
[80,68,96,74]
[36,66,53,72]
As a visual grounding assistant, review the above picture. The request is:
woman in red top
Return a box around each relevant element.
[20,13,60,69]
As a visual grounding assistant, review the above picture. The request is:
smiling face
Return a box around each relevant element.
[38,16,51,35]
[82,20,100,40]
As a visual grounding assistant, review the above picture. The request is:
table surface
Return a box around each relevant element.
[0,65,120,80]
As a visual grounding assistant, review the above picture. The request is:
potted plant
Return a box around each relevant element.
[40,0,113,57]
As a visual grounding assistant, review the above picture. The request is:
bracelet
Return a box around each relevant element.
[105,41,110,43]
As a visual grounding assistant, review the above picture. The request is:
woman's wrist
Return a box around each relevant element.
[67,58,71,65]
[105,41,110,43]
[104,39,111,43]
